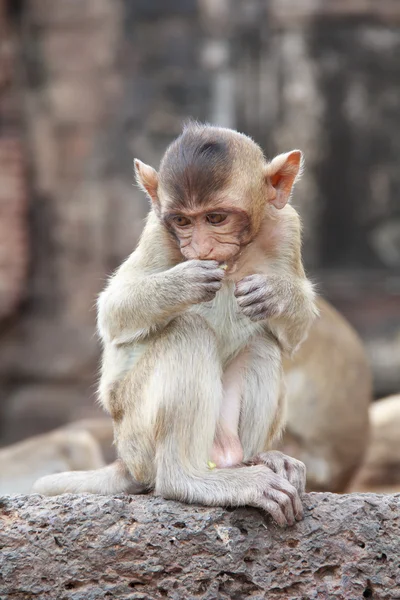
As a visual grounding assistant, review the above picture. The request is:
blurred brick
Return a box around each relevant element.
[56,126,94,180]
[0,138,28,320]
[41,27,118,75]
[48,77,106,124]
[28,109,57,195]
[29,0,116,26]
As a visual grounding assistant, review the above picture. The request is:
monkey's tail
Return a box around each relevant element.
[32,459,146,497]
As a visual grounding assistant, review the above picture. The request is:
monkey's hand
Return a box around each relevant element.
[246,451,306,495]
[234,274,288,321]
[172,260,226,304]
[245,466,304,526]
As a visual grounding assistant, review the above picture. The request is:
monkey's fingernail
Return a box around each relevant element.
[219,263,228,270]
[207,460,217,470]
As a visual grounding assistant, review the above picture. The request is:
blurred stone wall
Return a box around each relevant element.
[0,0,399,446]
[0,1,28,324]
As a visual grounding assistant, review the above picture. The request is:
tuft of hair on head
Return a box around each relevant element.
[159,121,234,209]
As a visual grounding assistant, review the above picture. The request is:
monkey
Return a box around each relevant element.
[33,122,318,527]
[27,298,370,496]
[347,394,400,493]
[27,298,369,496]
[276,297,372,492]
[29,298,371,496]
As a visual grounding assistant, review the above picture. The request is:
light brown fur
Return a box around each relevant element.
[348,394,400,493]
[277,298,372,491]
[33,124,317,527]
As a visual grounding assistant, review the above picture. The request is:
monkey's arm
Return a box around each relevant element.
[235,272,317,354]
[262,273,317,355]
[235,210,318,355]
[98,213,224,344]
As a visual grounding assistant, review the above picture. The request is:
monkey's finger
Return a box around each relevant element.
[267,453,306,495]
[264,489,295,526]
[235,289,265,306]
[285,460,307,495]
[239,303,268,319]
[188,259,219,269]
[235,275,264,295]
[242,302,282,320]
[262,454,285,475]
[204,281,223,293]
[269,476,303,521]
[257,453,305,518]
[234,283,251,297]
[197,267,225,283]
[199,260,220,269]
[257,498,288,528]
[206,269,226,282]
[276,465,305,514]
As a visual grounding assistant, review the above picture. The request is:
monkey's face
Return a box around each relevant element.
[134,123,303,265]
[162,206,251,262]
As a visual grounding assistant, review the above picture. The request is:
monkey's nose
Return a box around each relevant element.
[197,248,215,260]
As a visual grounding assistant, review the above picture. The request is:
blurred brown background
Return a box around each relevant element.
[0,0,399,448]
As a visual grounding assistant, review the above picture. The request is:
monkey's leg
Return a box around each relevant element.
[239,335,306,495]
[32,459,145,497]
[117,315,302,527]
[210,350,247,468]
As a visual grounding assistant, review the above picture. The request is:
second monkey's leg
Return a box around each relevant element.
[117,315,303,526]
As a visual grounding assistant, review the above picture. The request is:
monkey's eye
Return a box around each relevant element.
[173,215,191,227]
[206,213,227,225]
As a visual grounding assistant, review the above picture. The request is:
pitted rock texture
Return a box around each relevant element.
[0,493,399,599]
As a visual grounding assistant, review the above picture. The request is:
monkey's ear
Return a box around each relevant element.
[265,150,303,209]
[134,159,159,207]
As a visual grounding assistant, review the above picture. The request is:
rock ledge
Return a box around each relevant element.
[0,493,399,599]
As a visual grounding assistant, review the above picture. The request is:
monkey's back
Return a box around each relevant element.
[280,297,372,492]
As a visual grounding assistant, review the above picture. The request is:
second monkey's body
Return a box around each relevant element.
[34,123,317,527]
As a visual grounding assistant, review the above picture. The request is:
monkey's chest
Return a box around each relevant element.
[190,282,263,363]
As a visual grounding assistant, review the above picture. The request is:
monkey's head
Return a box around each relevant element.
[135,122,302,263]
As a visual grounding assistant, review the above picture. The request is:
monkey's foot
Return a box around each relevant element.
[246,451,306,495]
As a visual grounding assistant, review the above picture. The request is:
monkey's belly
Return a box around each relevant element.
[191,282,264,363]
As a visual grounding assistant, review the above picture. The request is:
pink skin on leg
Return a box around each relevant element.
[210,351,247,468]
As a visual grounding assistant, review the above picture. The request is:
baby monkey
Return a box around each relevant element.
[34,123,317,527]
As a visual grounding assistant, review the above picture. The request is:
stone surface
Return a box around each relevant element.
[0,493,399,599]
